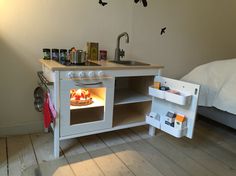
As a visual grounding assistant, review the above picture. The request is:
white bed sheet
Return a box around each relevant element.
[182,58,236,115]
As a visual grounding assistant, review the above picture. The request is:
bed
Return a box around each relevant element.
[181,58,236,129]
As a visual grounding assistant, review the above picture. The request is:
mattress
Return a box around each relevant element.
[182,58,236,115]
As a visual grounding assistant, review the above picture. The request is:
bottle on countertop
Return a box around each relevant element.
[60,49,67,64]
[43,48,51,60]
[99,50,107,60]
[66,49,71,64]
[52,48,59,61]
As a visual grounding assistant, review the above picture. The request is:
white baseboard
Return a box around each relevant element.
[0,120,44,137]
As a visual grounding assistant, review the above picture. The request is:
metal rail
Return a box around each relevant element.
[37,71,53,91]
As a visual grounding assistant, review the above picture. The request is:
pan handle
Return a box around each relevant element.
[37,71,53,86]
[37,71,53,92]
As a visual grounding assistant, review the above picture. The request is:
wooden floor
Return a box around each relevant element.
[1,118,236,176]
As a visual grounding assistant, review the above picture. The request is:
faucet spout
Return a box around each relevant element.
[115,32,129,61]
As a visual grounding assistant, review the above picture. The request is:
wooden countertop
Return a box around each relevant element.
[39,59,164,71]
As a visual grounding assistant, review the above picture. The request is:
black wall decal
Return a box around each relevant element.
[161,27,166,35]
[99,0,108,6]
[134,0,148,7]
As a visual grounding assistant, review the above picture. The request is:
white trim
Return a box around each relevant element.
[54,71,60,158]
[60,121,146,140]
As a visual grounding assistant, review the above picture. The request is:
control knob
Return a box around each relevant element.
[96,70,105,77]
[78,71,85,78]
[68,71,76,79]
[87,71,95,78]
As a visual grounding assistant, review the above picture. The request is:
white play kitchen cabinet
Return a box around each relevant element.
[40,60,200,157]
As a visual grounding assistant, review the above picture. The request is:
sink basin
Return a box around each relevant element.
[110,60,150,66]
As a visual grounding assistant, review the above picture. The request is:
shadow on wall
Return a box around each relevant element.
[0,38,42,131]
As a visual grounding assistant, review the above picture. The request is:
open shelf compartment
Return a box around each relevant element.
[114,89,152,105]
[113,101,151,128]
[114,76,154,105]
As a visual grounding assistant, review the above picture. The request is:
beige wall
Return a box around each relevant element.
[131,0,236,78]
[0,0,236,135]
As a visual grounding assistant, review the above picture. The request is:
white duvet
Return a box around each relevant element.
[182,58,236,115]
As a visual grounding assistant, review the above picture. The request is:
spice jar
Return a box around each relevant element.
[66,49,72,63]
[43,48,51,60]
[99,50,107,60]
[52,49,59,61]
[60,49,67,64]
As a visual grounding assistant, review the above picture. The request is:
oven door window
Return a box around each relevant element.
[70,87,105,124]
[60,79,114,137]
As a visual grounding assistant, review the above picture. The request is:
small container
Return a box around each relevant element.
[70,50,86,64]
[60,49,67,64]
[99,50,107,60]
[52,49,59,61]
[66,49,72,63]
[160,86,170,91]
[87,42,98,60]
[70,50,77,64]
[43,48,51,60]
[154,82,161,89]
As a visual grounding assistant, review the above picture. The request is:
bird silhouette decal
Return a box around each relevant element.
[99,0,108,6]
[161,27,167,35]
[134,0,148,7]
[98,0,147,7]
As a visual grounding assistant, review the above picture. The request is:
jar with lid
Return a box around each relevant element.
[60,49,67,64]
[52,49,59,61]
[66,49,72,64]
[43,48,51,60]
[99,50,107,60]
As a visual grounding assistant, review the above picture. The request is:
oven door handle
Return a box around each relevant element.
[75,82,103,87]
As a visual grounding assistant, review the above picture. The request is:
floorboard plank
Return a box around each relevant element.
[190,130,236,170]
[60,138,104,176]
[99,132,164,176]
[31,133,75,176]
[196,120,236,154]
[3,119,236,176]
[132,126,217,176]
[79,135,135,176]
[0,138,7,176]
[7,135,37,176]
[116,129,190,176]
[162,133,236,176]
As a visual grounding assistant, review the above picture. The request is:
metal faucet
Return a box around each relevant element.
[114,32,129,61]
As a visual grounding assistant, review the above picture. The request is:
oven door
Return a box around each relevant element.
[60,78,115,137]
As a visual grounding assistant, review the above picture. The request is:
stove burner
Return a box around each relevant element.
[59,61,101,66]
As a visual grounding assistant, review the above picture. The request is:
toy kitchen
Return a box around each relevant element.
[35,41,200,158]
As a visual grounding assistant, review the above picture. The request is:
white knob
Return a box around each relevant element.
[97,71,104,77]
[78,71,85,78]
[68,71,75,78]
[87,71,95,78]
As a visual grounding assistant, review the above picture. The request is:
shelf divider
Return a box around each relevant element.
[114,89,152,105]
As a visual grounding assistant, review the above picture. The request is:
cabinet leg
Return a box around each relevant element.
[148,125,156,136]
[54,137,60,158]
[53,118,60,158]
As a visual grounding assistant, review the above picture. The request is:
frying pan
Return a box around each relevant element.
[34,86,44,98]
[33,86,44,112]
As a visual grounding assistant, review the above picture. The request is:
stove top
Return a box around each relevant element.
[58,61,101,66]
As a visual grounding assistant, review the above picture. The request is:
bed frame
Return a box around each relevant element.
[197,106,236,129]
